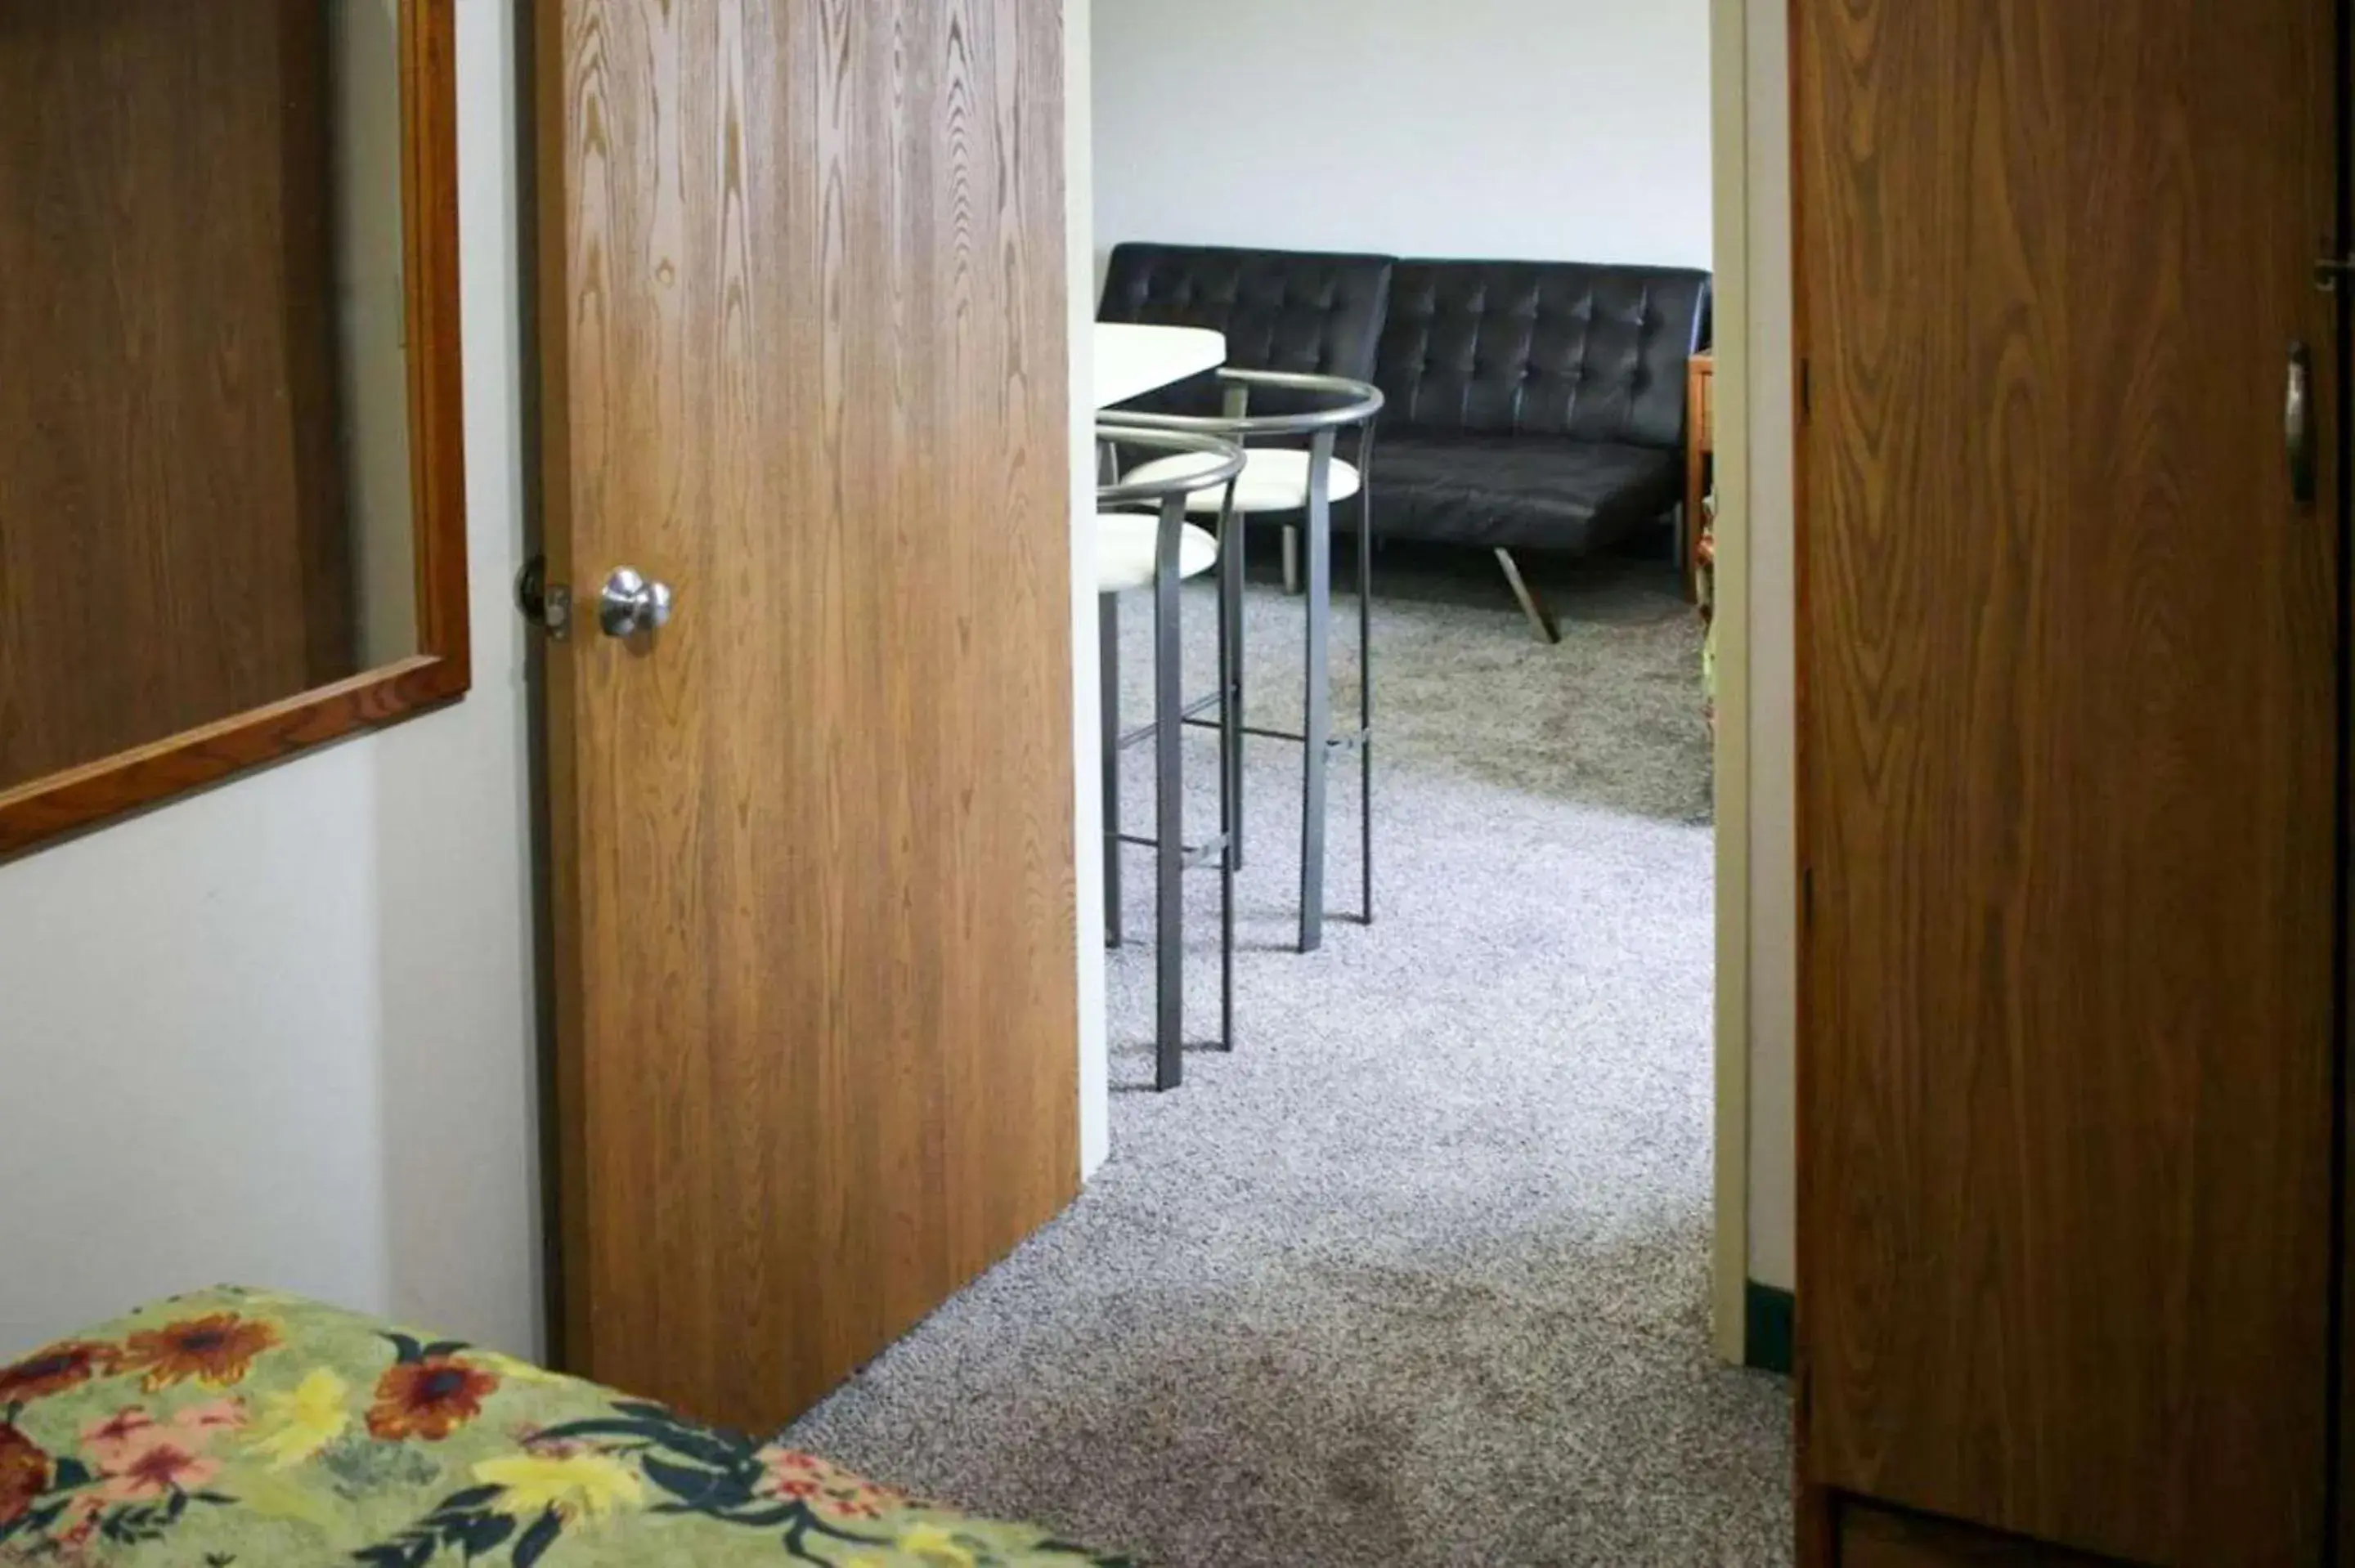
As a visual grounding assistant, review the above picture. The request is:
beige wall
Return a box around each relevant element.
[0,5,541,1352]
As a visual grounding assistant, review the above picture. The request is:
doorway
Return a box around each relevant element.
[527,0,1791,1561]
[782,6,1792,1566]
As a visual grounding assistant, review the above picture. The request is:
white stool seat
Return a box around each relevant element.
[1123,446,1361,515]
[1094,510,1219,594]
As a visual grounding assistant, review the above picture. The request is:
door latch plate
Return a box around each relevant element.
[516,555,573,640]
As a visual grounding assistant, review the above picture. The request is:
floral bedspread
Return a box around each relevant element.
[0,1287,1132,1567]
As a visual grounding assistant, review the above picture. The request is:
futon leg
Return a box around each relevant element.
[1496,548,1562,645]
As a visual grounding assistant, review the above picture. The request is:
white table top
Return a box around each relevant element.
[1093,324,1224,410]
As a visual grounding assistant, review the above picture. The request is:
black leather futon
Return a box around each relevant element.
[1371,258,1711,557]
[1096,242,1395,416]
[1098,243,1711,634]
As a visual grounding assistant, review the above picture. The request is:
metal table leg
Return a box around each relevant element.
[1299,429,1336,954]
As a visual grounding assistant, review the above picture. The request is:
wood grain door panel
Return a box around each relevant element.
[1793,0,2342,1561]
[539,0,1077,1433]
[1838,1502,2134,1568]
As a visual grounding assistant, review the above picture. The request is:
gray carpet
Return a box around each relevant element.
[786,549,1794,1566]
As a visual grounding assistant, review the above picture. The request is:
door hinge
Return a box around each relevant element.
[1802,866,1815,929]
[2316,253,2355,293]
[516,555,572,640]
[1798,359,1813,422]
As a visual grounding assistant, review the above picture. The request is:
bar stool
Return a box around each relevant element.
[1100,370,1386,954]
[1097,426,1245,1091]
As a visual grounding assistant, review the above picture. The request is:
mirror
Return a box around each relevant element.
[0,0,466,856]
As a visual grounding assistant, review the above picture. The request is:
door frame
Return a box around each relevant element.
[1707,0,1801,1371]
[1707,0,1756,1365]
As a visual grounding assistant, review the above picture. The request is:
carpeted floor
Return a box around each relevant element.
[786,548,1794,1566]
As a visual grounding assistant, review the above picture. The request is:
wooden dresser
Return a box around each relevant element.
[1792,0,2344,1561]
[1685,351,1714,595]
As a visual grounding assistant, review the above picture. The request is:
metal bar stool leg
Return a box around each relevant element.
[1218,381,1252,876]
[1219,491,1245,874]
[1217,528,1239,1051]
[1357,428,1377,925]
[1299,429,1337,954]
[1099,594,1122,948]
[1153,495,1186,1091]
[1231,518,1250,873]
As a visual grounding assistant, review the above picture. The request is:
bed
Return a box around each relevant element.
[0,1286,1132,1566]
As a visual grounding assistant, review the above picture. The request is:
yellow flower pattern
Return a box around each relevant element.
[0,1287,1134,1567]
[472,1450,646,1523]
[472,1351,572,1389]
[246,1368,351,1470]
[896,1523,979,1566]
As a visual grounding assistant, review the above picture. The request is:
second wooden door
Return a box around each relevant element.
[1794,0,2344,1561]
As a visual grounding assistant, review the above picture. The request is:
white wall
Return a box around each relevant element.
[1068,0,1110,1179]
[0,5,541,1355]
[1092,0,1713,270]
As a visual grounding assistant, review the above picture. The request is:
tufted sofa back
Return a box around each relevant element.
[1375,260,1711,448]
[1097,244,1395,403]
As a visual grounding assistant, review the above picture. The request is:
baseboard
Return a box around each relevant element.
[1744,1282,1793,1375]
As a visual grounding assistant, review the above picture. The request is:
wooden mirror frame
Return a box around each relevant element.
[0,0,469,860]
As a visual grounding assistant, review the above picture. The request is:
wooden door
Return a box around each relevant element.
[1793,0,2343,1561]
[0,0,348,790]
[537,0,1078,1432]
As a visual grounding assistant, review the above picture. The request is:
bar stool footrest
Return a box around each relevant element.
[1182,717,1370,753]
[1115,831,1233,874]
[1115,689,1228,752]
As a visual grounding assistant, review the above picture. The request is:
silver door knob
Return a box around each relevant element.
[598,567,674,637]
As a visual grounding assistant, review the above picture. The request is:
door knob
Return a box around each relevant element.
[598,567,674,638]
